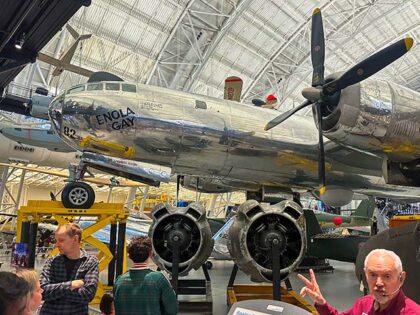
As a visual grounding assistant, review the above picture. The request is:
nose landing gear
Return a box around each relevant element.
[61,181,95,209]
[61,162,95,209]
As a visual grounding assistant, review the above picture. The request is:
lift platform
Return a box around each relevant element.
[16,200,129,303]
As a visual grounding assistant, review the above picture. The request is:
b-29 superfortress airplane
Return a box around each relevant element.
[4,9,419,210]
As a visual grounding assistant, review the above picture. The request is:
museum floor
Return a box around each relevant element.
[178,258,362,314]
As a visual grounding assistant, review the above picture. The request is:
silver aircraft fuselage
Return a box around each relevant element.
[48,79,420,199]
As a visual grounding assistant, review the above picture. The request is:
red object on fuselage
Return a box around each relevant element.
[333,216,343,226]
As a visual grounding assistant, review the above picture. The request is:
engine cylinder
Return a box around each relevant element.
[228,200,306,282]
[149,203,214,276]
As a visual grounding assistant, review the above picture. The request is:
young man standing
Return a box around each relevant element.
[40,223,99,315]
[113,236,178,315]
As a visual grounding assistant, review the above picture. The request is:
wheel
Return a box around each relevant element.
[61,182,95,209]
[205,260,213,270]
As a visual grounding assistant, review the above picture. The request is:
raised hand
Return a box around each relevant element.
[297,269,326,305]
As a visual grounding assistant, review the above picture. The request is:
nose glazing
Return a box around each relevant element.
[49,95,64,133]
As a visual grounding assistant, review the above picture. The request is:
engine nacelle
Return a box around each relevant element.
[149,203,214,276]
[228,200,306,282]
[30,94,53,120]
[320,76,420,163]
[246,186,293,204]
[312,185,354,207]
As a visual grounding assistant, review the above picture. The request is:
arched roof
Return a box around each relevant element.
[20,0,420,114]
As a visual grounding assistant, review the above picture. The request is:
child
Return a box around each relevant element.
[16,269,43,315]
[100,292,115,315]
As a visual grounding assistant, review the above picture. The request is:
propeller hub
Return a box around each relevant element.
[302,87,321,102]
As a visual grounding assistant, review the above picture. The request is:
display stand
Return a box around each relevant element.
[271,238,282,300]
[226,263,317,314]
[296,256,334,273]
[170,241,212,314]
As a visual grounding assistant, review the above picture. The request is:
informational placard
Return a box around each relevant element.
[232,307,270,315]
[267,304,284,312]
[10,242,29,268]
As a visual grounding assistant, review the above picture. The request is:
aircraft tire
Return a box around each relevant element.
[62,182,95,209]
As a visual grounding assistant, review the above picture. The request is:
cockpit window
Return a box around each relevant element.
[87,83,103,91]
[105,83,120,91]
[122,84,136,93]
[67,85,85,94]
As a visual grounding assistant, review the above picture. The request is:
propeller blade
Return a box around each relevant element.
[323,37,413,95]
[264,99,313,131]
[311,8,325,86]
[315,103,326,194]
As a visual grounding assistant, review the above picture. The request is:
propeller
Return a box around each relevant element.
[265,99,313,131]
[265,7,413,195]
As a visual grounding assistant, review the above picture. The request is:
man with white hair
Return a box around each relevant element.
[298,248,420,314]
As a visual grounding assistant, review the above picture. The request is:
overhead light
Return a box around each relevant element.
[15,33,26,50]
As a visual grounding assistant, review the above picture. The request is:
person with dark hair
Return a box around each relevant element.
[99,293,115,315]
[39,223,99,315]
[0,271,30,315]
[113,236,178,315]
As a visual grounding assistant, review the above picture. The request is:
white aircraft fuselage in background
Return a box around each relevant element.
[0,132,79,168]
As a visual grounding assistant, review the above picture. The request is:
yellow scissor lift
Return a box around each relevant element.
[16,200,129,304]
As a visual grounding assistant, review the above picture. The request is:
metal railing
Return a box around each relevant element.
[3,81,34,100]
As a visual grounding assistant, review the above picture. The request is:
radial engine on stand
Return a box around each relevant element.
[228,200,306,282]
[148,202,214,276]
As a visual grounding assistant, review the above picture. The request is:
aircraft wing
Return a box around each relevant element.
[38,53,94,78]
[78,220,148,244]
[0,162,144,187]
[324,140,382,173]
[212,217,235,259]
